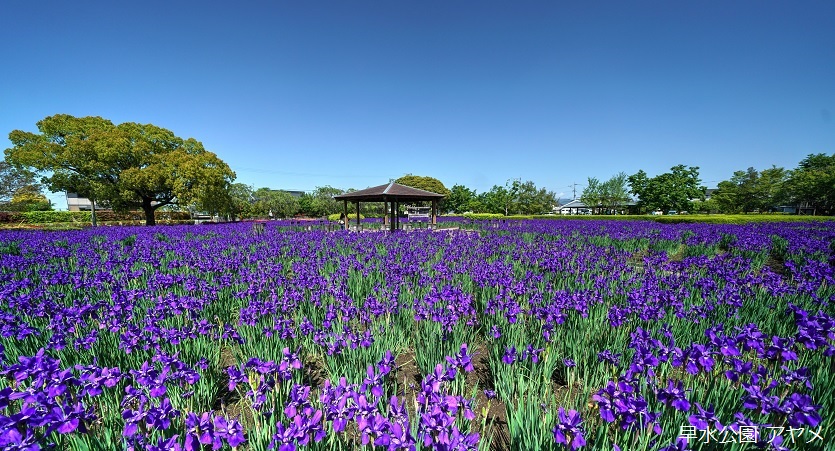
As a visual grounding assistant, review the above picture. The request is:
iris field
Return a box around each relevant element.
[0,219,834,451]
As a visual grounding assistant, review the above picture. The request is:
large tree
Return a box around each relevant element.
[785,153,835,215]
[628,165,706,213]
[6,114,235,225]
[394,175,450,214]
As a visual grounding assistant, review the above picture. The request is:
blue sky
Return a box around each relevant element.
[2,1,833,208]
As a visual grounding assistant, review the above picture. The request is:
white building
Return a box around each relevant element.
[66,192,94,211]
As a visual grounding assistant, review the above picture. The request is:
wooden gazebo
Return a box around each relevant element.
[333,182,445,231]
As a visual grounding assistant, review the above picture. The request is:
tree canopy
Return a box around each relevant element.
[785,153,835,215]
[580,174,631,214]
[0,160,40,204]
[4,185,52,211]
[445,184,477,213]
[507,179,558,215]
[298,186,343,218]
[394,175,450,196]
[628,165,705,213]
[253,188,300,219]
[6,114,235,225]
[712,166,788,213]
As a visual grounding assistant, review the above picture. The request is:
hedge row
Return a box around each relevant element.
[326,213,365,221]
[461,212,832,224]
[0,210,191,224]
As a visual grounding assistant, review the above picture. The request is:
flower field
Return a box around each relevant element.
[1,219,834,451]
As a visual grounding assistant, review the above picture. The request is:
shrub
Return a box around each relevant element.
[21,211,89,224]
[462,213,506,220]
[0,212,24,223]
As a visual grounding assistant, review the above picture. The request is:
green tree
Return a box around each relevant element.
[478,180,557,215]
[299,186,343,217]
[1,160,39,203]
[394,175,451,196]
[580,177,604,213]
[628,165,705,213]
[253,188,300,219]
[201,182,254,221]
[509,179,557,215]
[6,114,235,225]
[713,166,789,213]
[601,172,631,213]
[478,185,512,215]
[445,184,476,213]
[692,197,719,214]
[759,166,789,211]
[785,153,835,215]
[712,178,743,213]
[395,174,451,213]
[5,185,52,211]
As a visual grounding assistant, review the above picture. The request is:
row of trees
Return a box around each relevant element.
[199,175,560,219]
[4,115,832,224]
[443,179,559,215]
[707,154,835,215]
[205,185,345,220]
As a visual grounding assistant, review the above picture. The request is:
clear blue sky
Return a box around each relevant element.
[2,1,833,208]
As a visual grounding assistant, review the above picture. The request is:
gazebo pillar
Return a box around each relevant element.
[389,201,396,232]
[431,200,437,225]
[356,202,361,230]
[343,200,348,230]
[383,202,387,226]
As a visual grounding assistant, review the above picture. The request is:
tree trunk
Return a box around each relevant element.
[91,199,97,227]
[142,199,156,226]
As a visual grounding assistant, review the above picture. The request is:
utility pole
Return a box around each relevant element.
[569,182,580,200]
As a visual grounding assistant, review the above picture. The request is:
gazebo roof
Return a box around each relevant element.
[333,182,445,202]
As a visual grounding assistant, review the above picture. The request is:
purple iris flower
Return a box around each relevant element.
[445,343,475,372]
[502,346,518,365]
[378,350,395,375]
[362,365,386,398]
[782,393,822,427]
[656,380,691,412]
[552,407,586,449]
[597,350,621,366]
[688,403,723,431]
[491,325,501,339]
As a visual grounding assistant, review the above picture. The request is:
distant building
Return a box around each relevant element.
[66,192,94,211]
[559,199,637,215]
[775,202,815,215]
[559,199,589,215]
[690,188,716,203]
[273,190,305,198]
